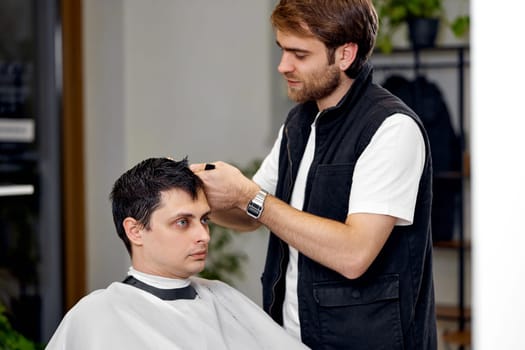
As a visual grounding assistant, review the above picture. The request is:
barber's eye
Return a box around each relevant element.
[295,53,307,59]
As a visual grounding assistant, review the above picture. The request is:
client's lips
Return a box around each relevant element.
[191,250,207,260]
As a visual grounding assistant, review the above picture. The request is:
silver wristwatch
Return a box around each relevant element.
[246,189,268,219]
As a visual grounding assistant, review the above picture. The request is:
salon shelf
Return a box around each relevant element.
[442,329,471,347]
[433,240,471,250]
[436,304,471,322]
[0,184,34,197]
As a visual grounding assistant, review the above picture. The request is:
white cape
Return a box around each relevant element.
[45,277,309,349]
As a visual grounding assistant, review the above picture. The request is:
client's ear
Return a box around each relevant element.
[123,217,144,246]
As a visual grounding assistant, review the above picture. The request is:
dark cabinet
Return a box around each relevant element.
[0,0,63,344]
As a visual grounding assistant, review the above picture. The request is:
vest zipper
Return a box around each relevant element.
[268,240,286,321]
[268,125,293,322]
[284,125,294,193]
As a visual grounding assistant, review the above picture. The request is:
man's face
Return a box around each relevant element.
[136,188,211,279]
[276,30,341,105]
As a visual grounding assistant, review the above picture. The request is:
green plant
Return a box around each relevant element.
[0,304,42,350]
[198,158,262,285]
[373,0,470,53]
[449,15,470,38]
[199,223,248,285]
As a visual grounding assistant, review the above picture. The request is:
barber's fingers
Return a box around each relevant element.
[189,162,216,173]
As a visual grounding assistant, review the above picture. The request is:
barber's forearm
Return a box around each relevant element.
[210,208,261,233]
[250,194,366,279]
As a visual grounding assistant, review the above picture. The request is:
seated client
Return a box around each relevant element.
[45,157,308,350]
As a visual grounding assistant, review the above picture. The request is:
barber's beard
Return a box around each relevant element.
[286,63,341,104]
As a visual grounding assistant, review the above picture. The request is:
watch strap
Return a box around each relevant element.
[246,189,268,219]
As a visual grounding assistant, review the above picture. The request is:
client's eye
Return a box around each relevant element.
[176,218,188,227]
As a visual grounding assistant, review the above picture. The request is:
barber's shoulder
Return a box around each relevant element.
[383,113,424,137]
[385,112,416,124]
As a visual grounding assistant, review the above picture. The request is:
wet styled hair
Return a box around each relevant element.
[271,0,378,78]
[110,157,204,255]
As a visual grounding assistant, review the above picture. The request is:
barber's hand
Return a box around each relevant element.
[190,161,260,212]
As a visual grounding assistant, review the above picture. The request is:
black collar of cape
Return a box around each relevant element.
[122,275,197,300]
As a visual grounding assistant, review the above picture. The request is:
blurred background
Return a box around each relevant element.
[0,1,523,349]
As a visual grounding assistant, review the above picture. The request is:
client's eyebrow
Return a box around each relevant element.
[172,209,211,220]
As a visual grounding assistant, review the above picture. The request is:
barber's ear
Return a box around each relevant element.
[123,217,144,246]
[339,42,358,71]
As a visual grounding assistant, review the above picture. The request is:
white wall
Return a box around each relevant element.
[471,1,525,349]
[84,0,129,292]
[122,1,273,165]
[84,0,274,304]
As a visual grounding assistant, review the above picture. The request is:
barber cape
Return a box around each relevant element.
[46,277,309,350]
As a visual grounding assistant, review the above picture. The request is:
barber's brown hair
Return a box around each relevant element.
[271,0,378,78]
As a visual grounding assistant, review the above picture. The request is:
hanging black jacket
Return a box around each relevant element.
[382,75,461,242]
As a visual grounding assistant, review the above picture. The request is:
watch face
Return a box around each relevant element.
[247,202,262,219]
[246,190,267,219]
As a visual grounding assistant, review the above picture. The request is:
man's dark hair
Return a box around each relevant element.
[109,157,204,255]
[271,0,378,78]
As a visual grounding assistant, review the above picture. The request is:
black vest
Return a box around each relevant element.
[261,63,437,349]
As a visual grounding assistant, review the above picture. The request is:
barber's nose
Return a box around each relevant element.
[277,52,294,74]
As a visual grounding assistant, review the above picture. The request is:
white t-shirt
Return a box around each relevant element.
[252,113,425,340]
